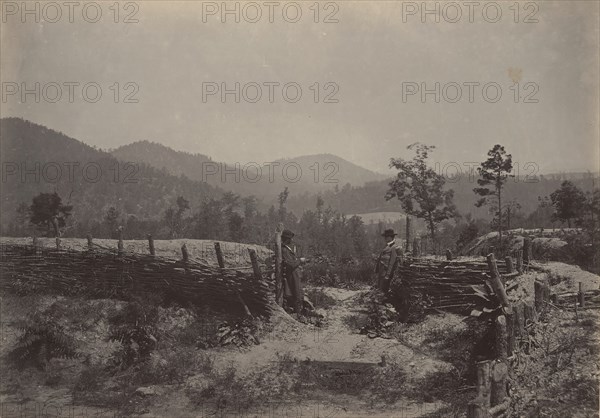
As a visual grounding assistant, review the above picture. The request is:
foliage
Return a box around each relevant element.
[9,315,80,370]
[386,143,457,241]
[550,181,587,228]
[510,309,599,417]
[473,144,514,247]
[108,301,159,369]
[163,196,190,238]
[216,318,259,347]
[104,206,121,238]
[29,192,73,237]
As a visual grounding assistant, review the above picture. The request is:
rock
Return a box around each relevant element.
[135,386,161,397]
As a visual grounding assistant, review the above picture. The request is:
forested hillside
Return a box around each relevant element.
[0,118,223,236]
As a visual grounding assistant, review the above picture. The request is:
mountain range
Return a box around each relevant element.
[1,117,598,234]
[111,141,387,200]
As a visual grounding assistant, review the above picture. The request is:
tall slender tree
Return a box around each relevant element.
[473,145,514,247]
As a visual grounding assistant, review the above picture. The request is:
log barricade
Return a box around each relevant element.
[397,253,546,418]
[394,257,513,314]
[465,252,547,418]
[0,243,274,317]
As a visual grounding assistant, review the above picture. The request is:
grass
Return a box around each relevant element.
[510,308,600,417]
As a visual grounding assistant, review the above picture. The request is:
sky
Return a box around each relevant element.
[1,0,599,175]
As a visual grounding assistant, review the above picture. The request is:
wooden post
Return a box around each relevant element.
[516,250,523,274]
[55,236,61,250]
[87,234,93,250]
[506,311,515,356]
[181,243,189,263]
[275,223,284,306]
[523,237,531,270]
[476,360,492,406]
[490,361,508,406]
[248,248,262,281]
[468,358,492,418]
[412,237,420,257]
[214,242,225,268]
[494,315,508,362]
[504,256,514,274]
[446,249,453,261]
[487,254,510,308]
[523,301,538,325]
[147,234,155,256]
[32,235,39,256]
[534,279,550,314]
[513,302,525,338]
[405,216,411,251]
[117,226,124,256]
[578,282,585,307]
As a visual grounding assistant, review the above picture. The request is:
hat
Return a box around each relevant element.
[381,229,397,237]
[281,229,295,239]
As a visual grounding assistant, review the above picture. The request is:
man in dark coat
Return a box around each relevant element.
[281,229,308,314]
[375,228,402,292]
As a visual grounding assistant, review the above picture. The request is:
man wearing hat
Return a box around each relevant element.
[375,228,402,292]
[281,229,308,314]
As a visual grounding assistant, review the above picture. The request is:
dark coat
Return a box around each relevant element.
[281,244,304,309]
[282,244,302,283]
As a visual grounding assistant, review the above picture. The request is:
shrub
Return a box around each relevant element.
[107,301,159,369]
[9,315,80,370]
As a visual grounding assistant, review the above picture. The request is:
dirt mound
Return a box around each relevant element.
[0,237,272,267]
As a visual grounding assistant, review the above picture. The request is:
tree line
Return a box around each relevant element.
[8,142,600,269]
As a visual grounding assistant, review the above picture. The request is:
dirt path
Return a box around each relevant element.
[159,287,452,417]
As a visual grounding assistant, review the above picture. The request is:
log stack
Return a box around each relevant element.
[393,258,512,314]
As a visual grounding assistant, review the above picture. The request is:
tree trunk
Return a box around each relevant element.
[428,214,436,253]
[405,216,411,251]
[497,189,502,249]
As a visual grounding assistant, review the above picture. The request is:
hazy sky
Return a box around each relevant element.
[1,1,599,174]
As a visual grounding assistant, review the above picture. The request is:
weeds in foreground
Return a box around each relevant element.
[510,309,599,417]
[8,314,80,370]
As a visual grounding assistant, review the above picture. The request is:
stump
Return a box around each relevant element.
[490,360,508,406]
[476,360,492,405]
[494,315,508,361]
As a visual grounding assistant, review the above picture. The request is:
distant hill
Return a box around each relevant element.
[111,140,215,178]
[0,118,223,234]
[111,142,387,200]
[287,172,599,220]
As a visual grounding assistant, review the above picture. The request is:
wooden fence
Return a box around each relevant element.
[0,235,275,317]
